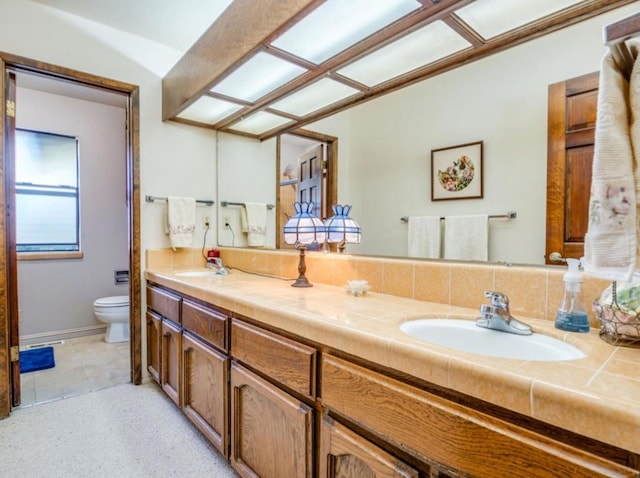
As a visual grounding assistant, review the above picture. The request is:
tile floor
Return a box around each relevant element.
[19,334,130,407]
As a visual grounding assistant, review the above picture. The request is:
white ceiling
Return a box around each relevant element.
[29,0,233,52]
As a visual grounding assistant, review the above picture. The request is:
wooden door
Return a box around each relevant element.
[319,415,418,478]
[230,362,313,478]
[182,332,228,456]
[146,311,162,384]
[161,319,181,406]
[4,70,19,408]
[546,72,598,264]
[298,144,324,218]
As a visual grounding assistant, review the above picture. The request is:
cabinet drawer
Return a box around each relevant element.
[231,319,316,399]
[321,354,637,478]
[182,299,227,351]
[147,286,181,323]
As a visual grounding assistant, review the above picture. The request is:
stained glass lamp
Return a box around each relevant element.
[283,202,327,287]
[324,204,361,253]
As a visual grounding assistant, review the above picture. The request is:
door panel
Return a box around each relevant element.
[298,144,324,218]
[546,72,598,264]
[5,70,19,408]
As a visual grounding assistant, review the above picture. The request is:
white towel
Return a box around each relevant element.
[583,40,640,282]
[444,215,488,261]
[407,216,441,258]
[241,202,267,247]
[166,196,196,250]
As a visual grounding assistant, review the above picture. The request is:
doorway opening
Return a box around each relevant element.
[276,131,338,250]
[1,54,141,414]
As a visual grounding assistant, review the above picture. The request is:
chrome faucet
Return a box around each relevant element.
[206,257,229,275]
[476,291,532,335]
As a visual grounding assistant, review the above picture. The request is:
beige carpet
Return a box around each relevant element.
[0,382,238,477]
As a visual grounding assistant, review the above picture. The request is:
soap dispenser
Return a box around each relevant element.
[555,258,589,333]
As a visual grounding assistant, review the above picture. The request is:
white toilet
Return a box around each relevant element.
[93,296,130,343]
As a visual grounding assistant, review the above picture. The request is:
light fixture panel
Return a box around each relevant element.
[210,52,307,102]
[230,111,294,135]
[177,96,243,124]
[270,78,359,117]
[338,21,471,87]
[455,0,584,39]
[271,0,420,64]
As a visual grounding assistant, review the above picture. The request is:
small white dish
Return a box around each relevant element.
[345,280,371,297]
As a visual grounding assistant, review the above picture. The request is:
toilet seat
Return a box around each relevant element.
[94,295,129,308]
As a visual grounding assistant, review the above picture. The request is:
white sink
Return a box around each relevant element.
[175,270,220,278]
[399,319,585,361]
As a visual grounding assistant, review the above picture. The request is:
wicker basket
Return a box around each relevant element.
[593,281,640,347]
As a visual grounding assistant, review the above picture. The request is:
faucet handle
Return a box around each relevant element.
[484,291,510,310]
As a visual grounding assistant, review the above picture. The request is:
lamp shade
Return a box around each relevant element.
[324,204,361,244]
[283,202,327,245]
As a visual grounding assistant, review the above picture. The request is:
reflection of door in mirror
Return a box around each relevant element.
[546,72,598,265]
[277,132,338,250]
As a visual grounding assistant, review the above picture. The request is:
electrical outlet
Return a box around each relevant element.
[224,216,231,229]
[202,216,210,229]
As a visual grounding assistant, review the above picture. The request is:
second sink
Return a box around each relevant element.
[399,319,585,361]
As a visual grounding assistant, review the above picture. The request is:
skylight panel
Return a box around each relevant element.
[271,0,420,64]
[338,21,471,87]
[270,78,359,117]
[230,111,293,135]
[176,96,243,124]
[455,0,584,39]
[210,52,307,102]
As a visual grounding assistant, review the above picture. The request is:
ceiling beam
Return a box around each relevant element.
[162,0,321,120]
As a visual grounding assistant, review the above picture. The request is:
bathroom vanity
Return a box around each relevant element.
[145,267,640,478]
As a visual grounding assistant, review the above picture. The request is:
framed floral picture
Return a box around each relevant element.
[431,141,483,201]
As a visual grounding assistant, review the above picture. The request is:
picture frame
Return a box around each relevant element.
[431,141,483,201]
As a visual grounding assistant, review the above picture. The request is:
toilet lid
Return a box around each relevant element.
[94,295,129,307]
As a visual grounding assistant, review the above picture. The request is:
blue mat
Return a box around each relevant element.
[20,346,55,373]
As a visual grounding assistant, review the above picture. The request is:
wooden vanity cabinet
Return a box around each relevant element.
[181,298,229,457]
[321,354,638,478]
[230,318,316,478]
[230,361,314,478]
[319,415,418,478]
[161,318,182,406]
[145,311,162,384]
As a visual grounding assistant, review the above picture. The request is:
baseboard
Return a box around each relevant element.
[20,324,108,346]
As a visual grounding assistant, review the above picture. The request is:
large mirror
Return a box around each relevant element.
[216,3,638,266]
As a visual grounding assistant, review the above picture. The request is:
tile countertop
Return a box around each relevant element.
[145,268,640,455]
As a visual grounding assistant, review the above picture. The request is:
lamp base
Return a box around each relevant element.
[292,275,313,288]
[291,244,313,287]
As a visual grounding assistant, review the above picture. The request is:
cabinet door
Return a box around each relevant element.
[146,311,162,384]
[230,362,313,478]
[161,319,182,406]
[319,415,418,478]
[182,332,228,456]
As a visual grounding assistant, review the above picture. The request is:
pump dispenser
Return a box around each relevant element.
[555,258,589,332]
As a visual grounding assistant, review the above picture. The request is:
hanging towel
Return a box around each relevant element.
[241,202,267,247]
[583,40,640,282]
[407,216,441,258]
[444,215,488,261]
[166,196,196,250]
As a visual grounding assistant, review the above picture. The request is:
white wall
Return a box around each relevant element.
[301,1,640,264]
[16,88,128,339]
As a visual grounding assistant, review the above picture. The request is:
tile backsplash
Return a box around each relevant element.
[145,247,611,326]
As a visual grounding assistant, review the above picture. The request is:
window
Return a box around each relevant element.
[15,129,80,253]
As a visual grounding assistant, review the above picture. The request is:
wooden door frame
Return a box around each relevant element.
[0,52,142,416]
[275,129,338,250]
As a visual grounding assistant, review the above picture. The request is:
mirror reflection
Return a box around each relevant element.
[215,4,638,266]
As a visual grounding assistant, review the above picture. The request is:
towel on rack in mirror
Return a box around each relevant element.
[444,215,488,261]
[241,202,267,247]
[583,39,640,282]
[165,196,196,250]
[407,216,441,259]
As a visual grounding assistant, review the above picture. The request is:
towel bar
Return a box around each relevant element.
[221,201,274,210]
[145,195,214,206]
[400,211,516,223]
